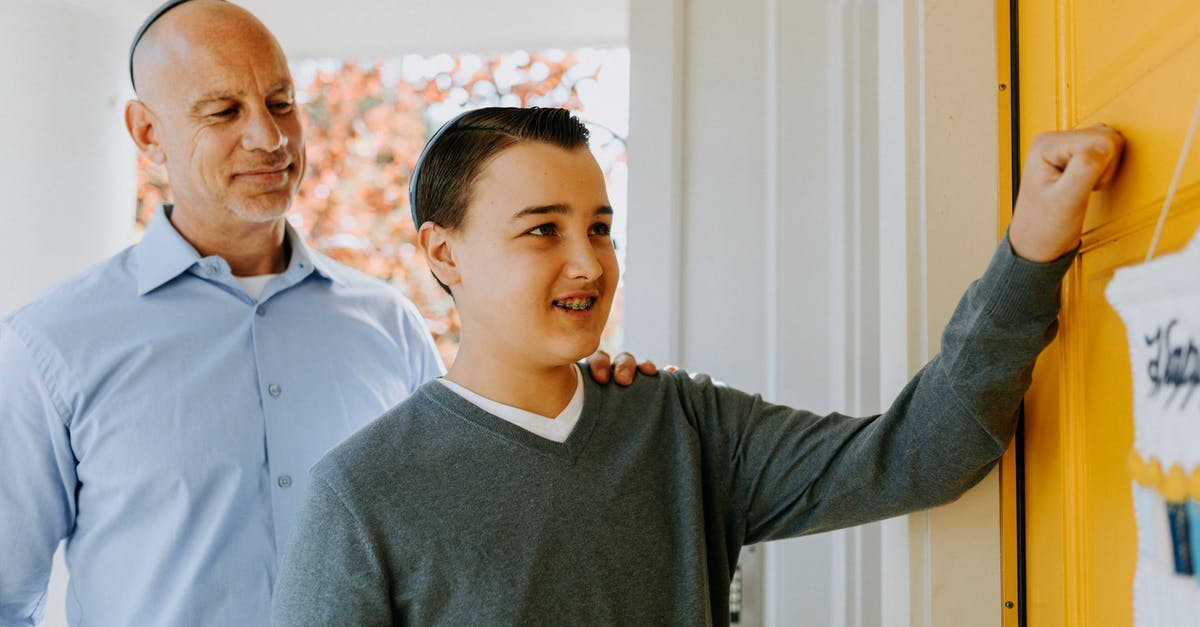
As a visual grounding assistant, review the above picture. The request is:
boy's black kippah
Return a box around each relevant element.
[129,0,226,91]
[409,111,472,228]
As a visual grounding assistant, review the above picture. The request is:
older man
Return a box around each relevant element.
[0,1,645,625]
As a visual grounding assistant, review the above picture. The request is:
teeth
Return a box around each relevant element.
[554,297,595,311]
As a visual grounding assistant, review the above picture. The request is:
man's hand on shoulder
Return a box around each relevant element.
[1009,124,1125,262]
[585,350,659,386]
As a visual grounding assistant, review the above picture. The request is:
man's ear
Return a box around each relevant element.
[418,222,462,288]
[125,100,166,164]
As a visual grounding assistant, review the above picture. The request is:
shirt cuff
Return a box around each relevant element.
[975,229,1077,324]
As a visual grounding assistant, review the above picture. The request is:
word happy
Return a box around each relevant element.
[1145,319,1200,411]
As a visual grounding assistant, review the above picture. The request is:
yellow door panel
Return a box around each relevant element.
[1072,0,1200,126]
[1010,0,1200,624]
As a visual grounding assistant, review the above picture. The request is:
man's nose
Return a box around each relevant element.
[241,105,286,152]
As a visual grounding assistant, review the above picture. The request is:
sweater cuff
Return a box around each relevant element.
[975,229,1077,324]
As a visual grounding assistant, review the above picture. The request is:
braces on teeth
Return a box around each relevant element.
[555,299,594,310]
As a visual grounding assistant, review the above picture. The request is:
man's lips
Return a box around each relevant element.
[235,164,290,177]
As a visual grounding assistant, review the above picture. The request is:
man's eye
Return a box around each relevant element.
[590,223,612,237]
[211,108,237,118]
[527,224,557,236]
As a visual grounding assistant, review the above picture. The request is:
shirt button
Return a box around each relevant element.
[255,305,266,316]
[277,475,292,488]
[268,384,282,397]
[204,265,217,276]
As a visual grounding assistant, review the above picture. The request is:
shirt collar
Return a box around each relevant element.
[136,204,342,296]
[285,220,341,286]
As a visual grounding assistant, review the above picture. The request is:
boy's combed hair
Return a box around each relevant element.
[412,107,591,232]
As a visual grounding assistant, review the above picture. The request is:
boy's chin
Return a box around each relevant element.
[557,341,603,366]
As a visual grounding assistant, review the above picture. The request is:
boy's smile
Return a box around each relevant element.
[431,140,619,386]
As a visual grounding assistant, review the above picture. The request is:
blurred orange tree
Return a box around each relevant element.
[136,49,628,366]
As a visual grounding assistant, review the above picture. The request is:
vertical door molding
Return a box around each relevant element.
[877,0,1005,625]
[625,0,686,364]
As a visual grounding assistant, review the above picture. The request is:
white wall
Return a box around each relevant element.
[0,1,136,316]
[106,0,627,59]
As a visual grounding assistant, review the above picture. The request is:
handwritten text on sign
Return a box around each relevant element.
[1145,319,1200,410]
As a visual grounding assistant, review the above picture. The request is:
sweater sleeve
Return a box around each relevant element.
[272,473,393,627]
[683,234,1075,544]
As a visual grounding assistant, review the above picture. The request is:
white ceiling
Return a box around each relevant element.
[96,0,628,58]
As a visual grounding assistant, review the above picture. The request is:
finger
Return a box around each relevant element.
[637,360,659,376]
[613,352,636,386]
[1092,129,1125,190]
[587,350,612,384]
[1057,132,1122,195]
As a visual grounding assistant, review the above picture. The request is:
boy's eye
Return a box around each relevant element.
[527,224,557,237]
[590,222,612,237]
[270,101,294,114]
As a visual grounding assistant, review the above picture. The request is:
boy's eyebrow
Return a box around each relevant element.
[512,204,568,221]
[511,204,614,221]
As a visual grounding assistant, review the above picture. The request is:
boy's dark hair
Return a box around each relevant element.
[410,107,592,293]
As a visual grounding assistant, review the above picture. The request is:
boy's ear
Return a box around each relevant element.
[418,222,462,288]
[125,100,166,165]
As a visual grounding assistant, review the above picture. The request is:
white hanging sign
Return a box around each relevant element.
[1106,229,1200,627]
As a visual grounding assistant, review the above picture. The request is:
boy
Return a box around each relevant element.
[272,107,1122,625]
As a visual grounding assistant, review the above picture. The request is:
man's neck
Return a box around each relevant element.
[445,347,579,419]
[167,205,290,276]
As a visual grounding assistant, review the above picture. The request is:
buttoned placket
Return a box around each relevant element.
[193,255,299,553]
[248,260,319,558]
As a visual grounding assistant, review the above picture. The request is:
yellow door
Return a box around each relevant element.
[1003,1,1200,625]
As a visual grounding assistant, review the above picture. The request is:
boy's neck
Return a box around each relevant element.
[443,350,580,419]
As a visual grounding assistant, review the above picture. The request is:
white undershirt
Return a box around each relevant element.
[235,274,280,301]
[437,367,584,443]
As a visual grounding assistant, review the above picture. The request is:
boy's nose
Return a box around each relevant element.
[564,237,604,281]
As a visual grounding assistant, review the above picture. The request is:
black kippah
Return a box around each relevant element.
[409,111,472,229]
[129,0,226,91]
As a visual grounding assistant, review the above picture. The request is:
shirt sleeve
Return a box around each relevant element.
[397,298,447,393]
[0,321,77,626]
[684,233,1076,544]
[272,474,392,627]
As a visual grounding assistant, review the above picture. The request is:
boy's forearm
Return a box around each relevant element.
[933,231,1075,446]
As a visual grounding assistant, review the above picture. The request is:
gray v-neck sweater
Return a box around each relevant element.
[273,237,1073,626]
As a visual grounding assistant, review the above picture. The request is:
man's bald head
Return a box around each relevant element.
[123,0,305,245]
[130,0,283,100]
[130,0,220,91]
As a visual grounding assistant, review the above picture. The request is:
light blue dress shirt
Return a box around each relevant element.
[0,207,444,626]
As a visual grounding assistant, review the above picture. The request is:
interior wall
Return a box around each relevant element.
[874,0,1005,625]
[0,1,135,316]
[915,0,1005,623]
